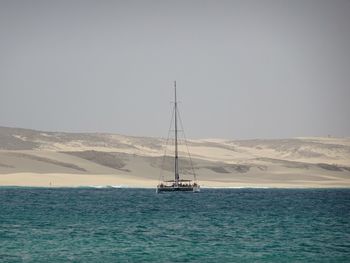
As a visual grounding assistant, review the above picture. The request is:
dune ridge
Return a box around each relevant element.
[0,126,349,188]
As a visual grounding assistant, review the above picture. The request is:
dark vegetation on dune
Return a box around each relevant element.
[4,152,86,172]
[63,151,130,172]
[149,155,260,174]
[316,163,350,172]
[205,164,251,174]
[0,127,134,150]
[0,162,14,168]
[258,157,350,172]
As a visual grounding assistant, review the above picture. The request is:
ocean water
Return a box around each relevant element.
[0,188,349,262]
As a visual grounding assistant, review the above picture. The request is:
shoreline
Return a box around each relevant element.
[1,186,350,191]
[1,185,350,190]
[1,172,350,189]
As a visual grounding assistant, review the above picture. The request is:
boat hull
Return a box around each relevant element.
[156,185,200,193]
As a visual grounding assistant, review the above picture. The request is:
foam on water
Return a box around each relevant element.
[87,185,130,189]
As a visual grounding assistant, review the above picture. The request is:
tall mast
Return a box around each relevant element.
[174,81,179,185]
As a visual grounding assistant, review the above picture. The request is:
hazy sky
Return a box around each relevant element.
[1,0,349,139]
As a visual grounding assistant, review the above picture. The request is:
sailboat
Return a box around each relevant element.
[157,81,200,193]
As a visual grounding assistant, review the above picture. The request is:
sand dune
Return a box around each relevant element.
[0,126,349,188]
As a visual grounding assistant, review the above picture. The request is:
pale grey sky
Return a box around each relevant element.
[1,0,349,139]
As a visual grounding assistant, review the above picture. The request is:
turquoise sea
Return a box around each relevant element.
[1,188,349,262]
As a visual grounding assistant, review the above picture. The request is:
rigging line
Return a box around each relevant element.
[159,104,175,183]
[178,137,189,176]
[177,136,183,175]
[178,137,189,177]
[176,107,197,182]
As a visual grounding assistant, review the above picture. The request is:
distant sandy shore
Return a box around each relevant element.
[1,173,349,188]
[1,127,350,188]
